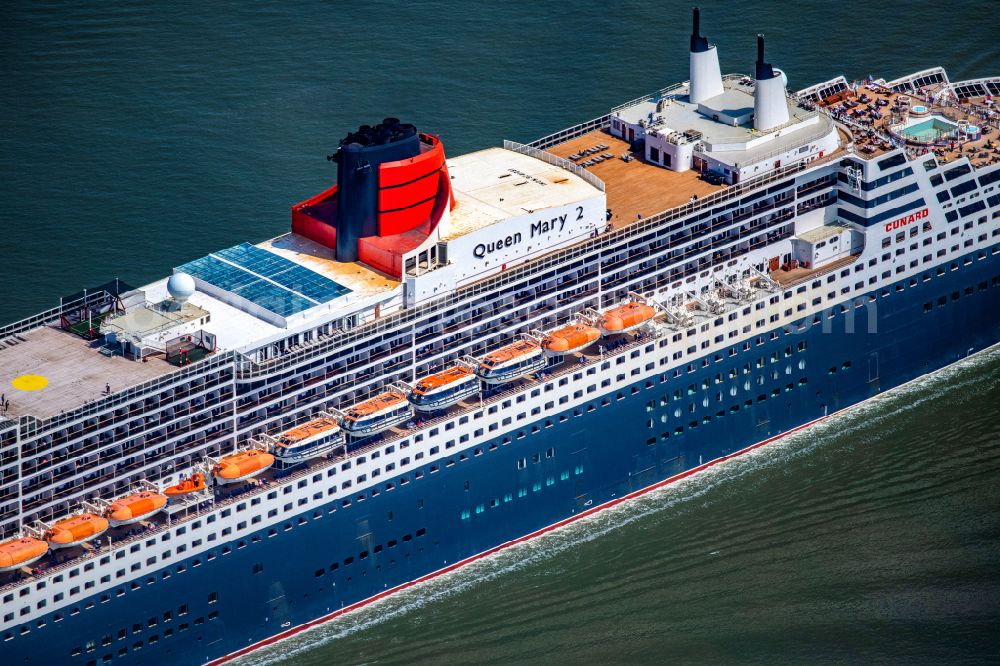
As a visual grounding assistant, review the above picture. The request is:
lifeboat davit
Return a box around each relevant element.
[598,301,656,335]
[541,323,601,356]
[45,513,110,549]
[408,367,480,412]
[104,491,168,526]
[212,450,275,485]
[0,537,49,572]
[476,339,547,385]
[273,416,344,464]
[164,472,207,497]
[341,390,413,436]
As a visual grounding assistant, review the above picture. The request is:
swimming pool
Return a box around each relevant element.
[901,116,958,142]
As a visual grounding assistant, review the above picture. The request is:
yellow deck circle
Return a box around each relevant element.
[12,375,48,391]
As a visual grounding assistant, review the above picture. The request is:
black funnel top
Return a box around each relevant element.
[331,119,422,262]
[690,7,709,53]
[755,34,776,80]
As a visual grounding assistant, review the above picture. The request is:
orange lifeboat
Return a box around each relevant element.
[598,301,656,335]
[212,449,275,485]
[0,537,49,572]
[407,367,480,412]
[273,416,345,463]
[104,491,168,526]
[45,513,109,549]
[475,339,547,385]
[164,472,207,497]
[341,390,413,436]
[541,323,601,355]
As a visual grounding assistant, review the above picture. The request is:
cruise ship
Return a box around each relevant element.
[2,9,1000,665]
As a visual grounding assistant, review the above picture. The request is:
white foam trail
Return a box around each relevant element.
[235,344,1000,665]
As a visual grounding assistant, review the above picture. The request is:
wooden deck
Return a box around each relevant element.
[545,130,725,228]
[770,253,860,288]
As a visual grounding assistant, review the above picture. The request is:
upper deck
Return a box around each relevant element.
[543,122,850,230]
[443,147,603,239]
[544,129,723,228]
[0,326,178,421]
[0,232,406,423]
[803,81,999,168]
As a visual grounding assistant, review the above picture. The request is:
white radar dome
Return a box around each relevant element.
[167,272,196,303]
[774,69,789,88]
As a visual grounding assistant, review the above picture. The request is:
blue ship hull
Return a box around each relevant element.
[7,248,1000,665]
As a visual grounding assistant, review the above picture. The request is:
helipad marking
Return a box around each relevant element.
[12,375,48,391]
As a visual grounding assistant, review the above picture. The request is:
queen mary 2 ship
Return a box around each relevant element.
[2,9,1000,665]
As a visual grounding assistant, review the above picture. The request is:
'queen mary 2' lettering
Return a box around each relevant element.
[884,207,928,233]
[473,208,581,259]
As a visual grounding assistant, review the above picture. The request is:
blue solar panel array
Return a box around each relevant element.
[176,243,351,318]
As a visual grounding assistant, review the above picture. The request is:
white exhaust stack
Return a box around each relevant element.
[753,34,789,131]
[688,7,723,104]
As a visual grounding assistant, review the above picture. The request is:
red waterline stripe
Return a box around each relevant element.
[207,409,839,666]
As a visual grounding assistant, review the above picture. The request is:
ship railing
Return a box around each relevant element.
[0,290,111,341]
[609,82,686,114]
[502,140,605,192]
[813,104,897,151]
[18,350,237,439]
[608,73,747,114]
[770,251,863,291]
[526,115,612,150]
[731,123,844,169]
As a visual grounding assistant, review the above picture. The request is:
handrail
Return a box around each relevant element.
[19,351,236,437]
[527,114,611,150]
[609,73,748,113]
[774,251,863,290]
[0,291,111,341]
[732,123,842,168]
[503,140,606,192]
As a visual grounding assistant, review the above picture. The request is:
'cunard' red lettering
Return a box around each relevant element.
[884,207,928,233]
